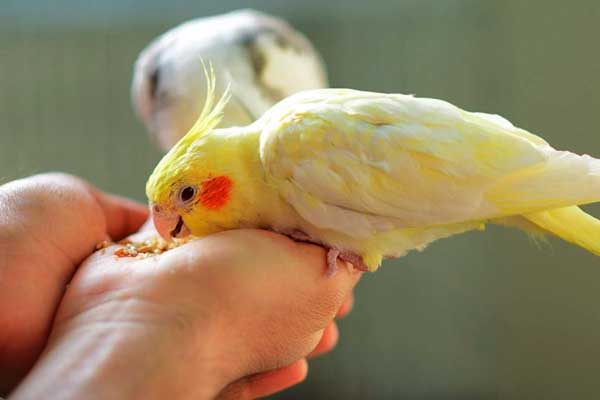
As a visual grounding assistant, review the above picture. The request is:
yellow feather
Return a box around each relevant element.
[524,206,600,256]
[146,62,231,202]
[184,62,231,142]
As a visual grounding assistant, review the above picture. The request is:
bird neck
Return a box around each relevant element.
[201,125,279,226]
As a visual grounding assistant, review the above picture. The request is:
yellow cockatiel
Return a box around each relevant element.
[146,69,600,273]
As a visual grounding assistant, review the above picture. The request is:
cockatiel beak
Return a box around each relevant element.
[150,204,191,241]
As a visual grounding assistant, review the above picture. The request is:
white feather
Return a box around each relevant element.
[131,9,328,151]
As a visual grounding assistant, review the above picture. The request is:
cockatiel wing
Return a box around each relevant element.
[259,90,600,238]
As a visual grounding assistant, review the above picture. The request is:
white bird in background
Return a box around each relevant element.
[131,9,328,151]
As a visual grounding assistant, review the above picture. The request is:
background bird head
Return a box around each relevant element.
[131,9,328,152]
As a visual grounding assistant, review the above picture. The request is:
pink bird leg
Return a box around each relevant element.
[280,228,370,275]
[339,251,370,272]
[326,248,340,277]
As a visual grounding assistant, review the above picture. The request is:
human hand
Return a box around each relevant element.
[11,229,361,400]
[0,173,148,393]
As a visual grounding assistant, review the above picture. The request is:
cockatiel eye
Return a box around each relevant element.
[177,185,197,206]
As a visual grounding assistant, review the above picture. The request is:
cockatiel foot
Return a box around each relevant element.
[281,229,369,276]
[326,248,340,277]
[327,248,369,276]
[285,229,313,242]
[338,251,370,273]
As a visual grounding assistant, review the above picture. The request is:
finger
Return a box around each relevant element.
[217,359,308,400]
[291,240,363,310]
[94,192,149,240]
[336,293,354,319]
[245,358,308,399]
[307,322,339,358]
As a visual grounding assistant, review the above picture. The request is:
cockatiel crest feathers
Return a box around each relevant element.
[185,62,231,142]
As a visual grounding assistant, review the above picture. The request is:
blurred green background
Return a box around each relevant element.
[2,1,600,398]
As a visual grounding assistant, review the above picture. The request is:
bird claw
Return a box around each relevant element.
[280,229,369,275]
[326,248,369,277]
[285,229,312,242]
[326,248,340,277]
[338,251,370,272]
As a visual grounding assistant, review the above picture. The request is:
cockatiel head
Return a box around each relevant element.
[132,9,327,152]
[145,66,248,240]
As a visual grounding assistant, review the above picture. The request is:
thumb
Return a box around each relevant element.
[92,191,149,241]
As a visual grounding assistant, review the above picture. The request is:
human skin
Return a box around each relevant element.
[0,173,359,399]
[0,173,148,392]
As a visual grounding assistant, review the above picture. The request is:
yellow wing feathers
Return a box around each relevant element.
[525,207,600,256]
[259,89,600,267]
[261,91,590,227]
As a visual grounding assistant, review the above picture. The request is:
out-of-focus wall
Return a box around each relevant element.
[2,1,600,398]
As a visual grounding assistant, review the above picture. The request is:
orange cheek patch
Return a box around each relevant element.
[200,176,233,209]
